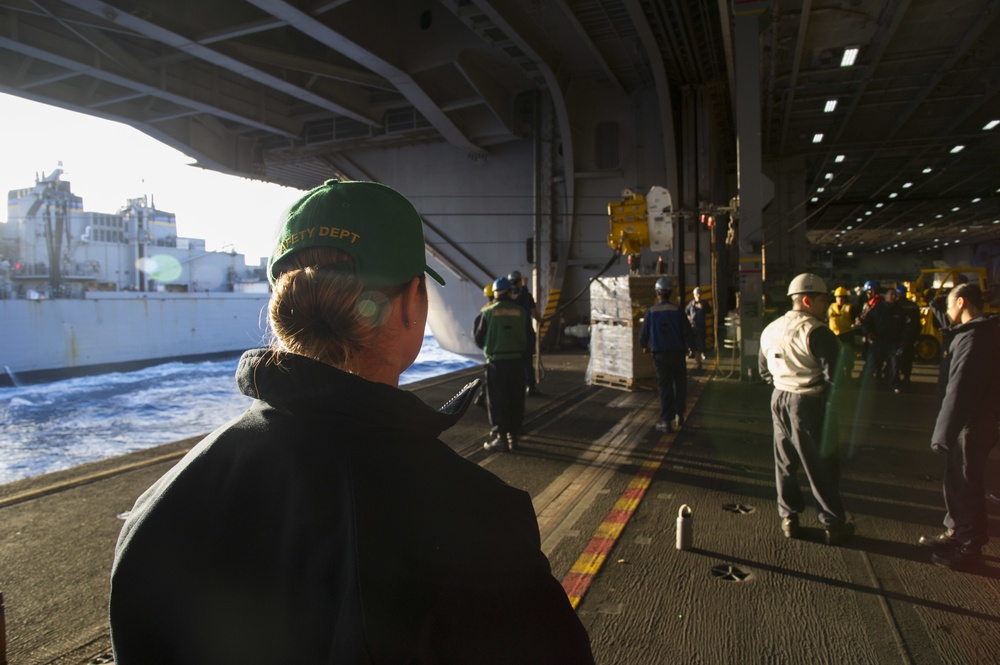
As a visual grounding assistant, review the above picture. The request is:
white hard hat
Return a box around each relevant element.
[786,273,828,296]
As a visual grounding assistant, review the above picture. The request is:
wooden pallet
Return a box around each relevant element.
[590,372,655,391]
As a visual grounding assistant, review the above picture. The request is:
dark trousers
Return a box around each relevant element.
[863,341,895,385]
[486,358,527,438]
[770,390,847,527]
[836,334,855,379]
[652,350,687,421]
[943,429,997,548]
[897,344,914,386]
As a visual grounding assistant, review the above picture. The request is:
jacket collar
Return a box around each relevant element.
[236,348,480,437]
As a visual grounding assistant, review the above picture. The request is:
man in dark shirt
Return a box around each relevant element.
[861,286,905,388]
[639,277,691,432]
[508,270,542,396]
[919,284,1000,570]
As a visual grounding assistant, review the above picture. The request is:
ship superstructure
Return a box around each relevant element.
[1,170,271,385]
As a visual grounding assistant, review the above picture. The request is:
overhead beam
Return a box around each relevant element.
[61,0,383,127]
[246,0,487,157]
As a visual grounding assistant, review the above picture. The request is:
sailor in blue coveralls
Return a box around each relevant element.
[759,273,854,546]
[638,276,691,433]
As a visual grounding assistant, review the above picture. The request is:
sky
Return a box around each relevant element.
[0,92,303,264]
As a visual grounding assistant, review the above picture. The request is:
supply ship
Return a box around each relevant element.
[0,169,271,386]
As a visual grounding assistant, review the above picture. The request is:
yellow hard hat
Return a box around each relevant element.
[483,283,494,298]
[833,286,850,296]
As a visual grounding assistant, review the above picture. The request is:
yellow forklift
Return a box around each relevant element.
[908,267,995,361]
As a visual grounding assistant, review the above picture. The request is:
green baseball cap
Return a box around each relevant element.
[267,179,445,289]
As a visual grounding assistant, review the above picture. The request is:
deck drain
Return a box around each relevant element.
[711,564,752,582]
[722,503,755,514]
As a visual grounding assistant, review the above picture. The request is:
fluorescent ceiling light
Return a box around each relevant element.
[824,100,838,113]
[825,173,833,180]
[923,167,933,174]
[811,197,819,202]
[876,203,884,208]
[889,192,898,198]
[835,155,845,163]
[817,187,825,193]
[972,197,981,203]
[985,120,999,130]
[903,182,913,188]
[950,145,965,153]
[841,48,859,67]
[813,133,824,143]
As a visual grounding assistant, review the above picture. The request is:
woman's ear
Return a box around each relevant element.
[400,276,422,327]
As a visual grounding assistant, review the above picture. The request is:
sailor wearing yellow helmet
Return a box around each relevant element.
[827,286,857,380]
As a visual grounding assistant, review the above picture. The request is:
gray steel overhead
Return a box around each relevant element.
[0,0,997,253]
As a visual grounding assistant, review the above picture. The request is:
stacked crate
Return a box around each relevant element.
[587,274,672,390]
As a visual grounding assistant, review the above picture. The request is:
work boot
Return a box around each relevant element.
[781,516,799,539]
[824,521,855,546]
[932,544,983,571]
[506,434,518,451]
[918,528,959,550]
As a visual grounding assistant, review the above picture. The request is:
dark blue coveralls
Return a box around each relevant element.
[638,298,691,423]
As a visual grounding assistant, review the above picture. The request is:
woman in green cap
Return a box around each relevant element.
[109,180,594,664]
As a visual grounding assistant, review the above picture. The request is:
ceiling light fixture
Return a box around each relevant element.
[972,197,981,203]
[811,197,818,202]
[903,182,913,188]
[841,47,859,67]
[825,173,833,180]
[923,168,933,174]
[889,192,898,198]
[835,155,845,163]
[952,206,960,212]
[950,145,965,153]
[824,100,838,113]
[985,120,1000,130]
[813,133,824,143]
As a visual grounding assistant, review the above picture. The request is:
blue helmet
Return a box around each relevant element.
[895,284,907,296]
[863,279,880,292]
[493,276,512,293]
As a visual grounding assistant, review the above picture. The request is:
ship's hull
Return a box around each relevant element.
[0,292,270,386]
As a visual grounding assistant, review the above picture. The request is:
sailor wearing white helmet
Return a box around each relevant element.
[759,273,854,545]
[639,276,692,433]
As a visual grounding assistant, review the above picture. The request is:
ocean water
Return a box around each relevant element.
[0,333,480,485]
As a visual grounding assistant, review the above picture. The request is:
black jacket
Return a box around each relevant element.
[110,349,593,664]
[931,315,1000,452]
[862,299,905,346]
